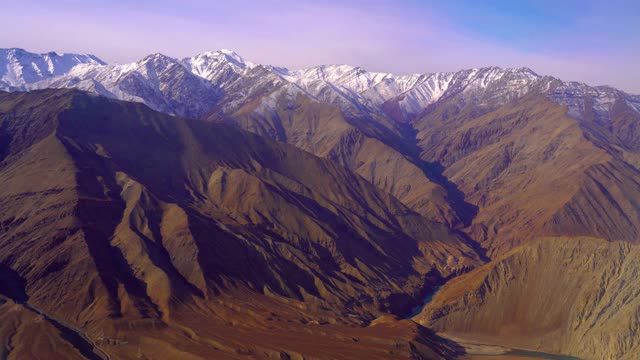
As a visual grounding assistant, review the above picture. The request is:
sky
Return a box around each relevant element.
[3,0,639,93]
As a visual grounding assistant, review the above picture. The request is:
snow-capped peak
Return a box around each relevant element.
[188,49,256,70]
[217,48,256,66]
[282,64,393,91]
[143,52,175,61]
[181,49,258,85]
[0,48,106,89]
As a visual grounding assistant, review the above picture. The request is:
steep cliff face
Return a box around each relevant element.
[416,237,640,360]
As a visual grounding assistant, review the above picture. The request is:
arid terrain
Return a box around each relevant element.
[1,46,640,359]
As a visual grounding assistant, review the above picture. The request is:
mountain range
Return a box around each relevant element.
[5,48,639,123]
[2,48,640,359]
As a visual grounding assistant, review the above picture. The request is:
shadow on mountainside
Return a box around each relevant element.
[0,263,27,303]
[399,121,479,229]
[420,160,479,228]
[341,110,480,231]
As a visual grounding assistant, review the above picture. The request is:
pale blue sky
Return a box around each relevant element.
[3,0,639,93]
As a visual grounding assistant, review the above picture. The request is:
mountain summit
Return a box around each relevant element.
[0,48,105,90]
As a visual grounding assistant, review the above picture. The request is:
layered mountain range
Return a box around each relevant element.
[2,48,640,359]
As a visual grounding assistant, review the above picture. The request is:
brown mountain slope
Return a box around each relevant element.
[415,95,640,255]
[0,290,467,360]
[0,89,481,359]
[213,80,640,258]
[212,86,473,228]
[415,237,640,360]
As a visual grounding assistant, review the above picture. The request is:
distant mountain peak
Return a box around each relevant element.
[218,48,243,58]
[189,49,257,69]
[0,48,106,89]
[140,52,178,65]
[516,66,537,74]
[179,49,257,86]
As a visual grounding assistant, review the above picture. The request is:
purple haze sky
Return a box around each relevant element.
[3,0,639,93]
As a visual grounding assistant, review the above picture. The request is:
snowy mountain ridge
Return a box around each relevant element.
[0,48,105,90]
[2,48,638,123]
